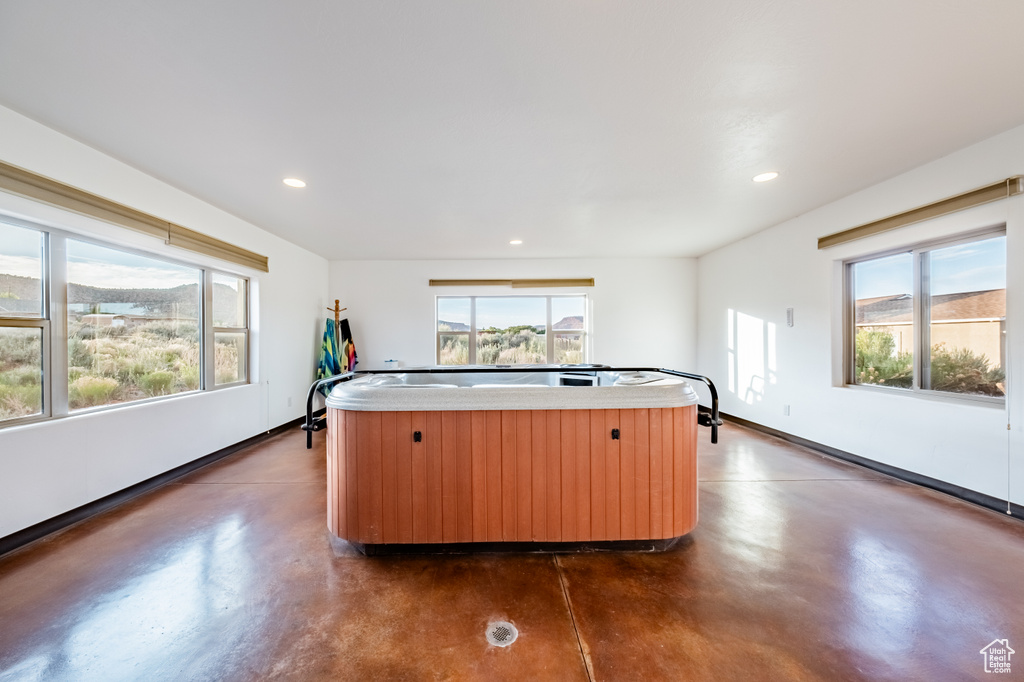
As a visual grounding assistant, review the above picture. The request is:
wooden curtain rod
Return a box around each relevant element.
[428,278,595,288]
[817,176,1022,250]
[0,158,270,272]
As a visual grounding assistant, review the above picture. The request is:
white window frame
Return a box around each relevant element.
[436,294,588,365]
[207,272,250,389]
[0,215,251,430]
[844,225,1006,406]
[0,217,52,426]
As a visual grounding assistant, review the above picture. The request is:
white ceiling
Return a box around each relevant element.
[2,1,1024,261]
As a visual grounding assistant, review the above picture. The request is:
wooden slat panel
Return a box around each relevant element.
[634,408,651,540]
[345,408,360,543]
[501,411,517,541]
[649,407,664,539]
[673,407,685,537]
[684,405,698,532]
[530,410,547,541]
[486,411,503,541]
[395,411,414,543]
[337,410,347,539]
[560,410,577,542]
[661,408,675,537]
[411,411,427,543]
[516,412,532,541]
[326,409,337,536]
[440,411,458,543]
[619,409,636,539]
[357,412,383,543]
[455,412,474,543]
[546,410,562,542]
[426,411,444,542]
[589,409,606,541]
[471,411,488,542]
[381,411,398,543]
[604,410,621,541]
[326,404,700,547]
[575,410,591,541]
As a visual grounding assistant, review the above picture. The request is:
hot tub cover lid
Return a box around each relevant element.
[326,372,698,411]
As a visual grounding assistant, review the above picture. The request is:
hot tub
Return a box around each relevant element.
[309,366,719,552]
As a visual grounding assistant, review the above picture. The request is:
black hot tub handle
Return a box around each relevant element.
[301,372,355,449]
[302,366,722,447]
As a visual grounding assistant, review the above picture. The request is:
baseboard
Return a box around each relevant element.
[0,417,306,558]
[721,413,1024,520]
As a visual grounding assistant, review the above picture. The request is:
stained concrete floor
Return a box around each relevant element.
[1,422,1023,681]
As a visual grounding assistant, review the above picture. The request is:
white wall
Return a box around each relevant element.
[329,257,697,371]
[697,123,1024,504]
[0,106,329,537]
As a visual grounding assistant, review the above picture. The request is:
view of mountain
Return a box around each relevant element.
[0,273,240,321]
[438,315,584,332]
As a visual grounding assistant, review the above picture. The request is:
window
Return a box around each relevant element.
[437,295,587,365]
[67,239,202,409]
[0,221,47,423]
[0,216,250,428]
[848,229,1005,400]
[211,273,248,385]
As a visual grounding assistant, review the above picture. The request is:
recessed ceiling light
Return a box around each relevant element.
[509,239,523,245]
[283,178,306,188]
[752,171,779,183]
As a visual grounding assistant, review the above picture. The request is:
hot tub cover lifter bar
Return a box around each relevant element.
[301,366,722,449]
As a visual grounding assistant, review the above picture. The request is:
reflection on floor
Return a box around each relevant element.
[1,422,1022,680]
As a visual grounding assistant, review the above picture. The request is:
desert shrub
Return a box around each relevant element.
[0,331,41,368]
[856,329,1004,396]
[72,324,96,340]
[70,375,119,408]
[439,336,469,365]
[68,337,93,368]
[476,328,546,365]
[555,336,583,364]
[140,320,199,342]
[179,364,201,391]
[930,343,1004,396]
[0,383,41,419]
[854,329,913,388]
[215,341,242,384]
[139,371,175,396]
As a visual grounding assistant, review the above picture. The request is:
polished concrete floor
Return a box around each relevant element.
[1,422,1023,681]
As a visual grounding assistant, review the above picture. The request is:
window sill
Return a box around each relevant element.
[841,382,1005,408]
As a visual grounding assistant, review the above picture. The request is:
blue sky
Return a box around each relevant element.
[854,236,1005,299]
[438,296,585,328]
[1,222,202,289]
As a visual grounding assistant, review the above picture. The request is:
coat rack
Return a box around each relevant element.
[327,299,347,336]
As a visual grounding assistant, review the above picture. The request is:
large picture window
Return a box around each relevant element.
[0,216,250,428]
[67,239,202,409]
[437,295,587,365]
[848,229,1005,401]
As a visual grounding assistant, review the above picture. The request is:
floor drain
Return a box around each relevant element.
[486,621,518,647]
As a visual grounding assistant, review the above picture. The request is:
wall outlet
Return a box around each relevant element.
[786,308,794,327]
[287,396,293,407]
[783,404,790,416]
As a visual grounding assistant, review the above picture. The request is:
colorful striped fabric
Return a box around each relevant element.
[339,318,358,373]
[316,318,343,395]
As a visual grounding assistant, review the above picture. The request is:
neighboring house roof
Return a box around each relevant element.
[856,289,1005,325]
